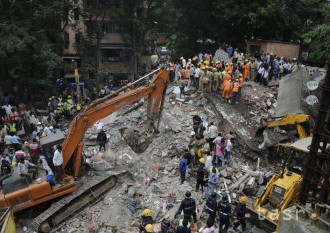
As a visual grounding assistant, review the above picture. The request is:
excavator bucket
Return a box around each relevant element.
[246,206,277,232]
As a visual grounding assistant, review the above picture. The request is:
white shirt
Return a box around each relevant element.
[194,68,200,78]
[182,59,186,67]
[213,136,222,144]
[205,155,213,171]
[208,125,218,138]
[18,160,35,174]
[258,67,265,76]
[4,135,12,145]
[226,140,233,152]
[2,105,12,115]
[53,150,63,166]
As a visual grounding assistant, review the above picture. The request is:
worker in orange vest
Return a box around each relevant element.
[180,67,189,79]
[221,71,231,90]
[222,79,232,101]
[243,59,250,80]
[231,79,240,105]
[238,74,244,98]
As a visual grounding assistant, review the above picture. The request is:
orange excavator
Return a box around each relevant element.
[0,68,169,232]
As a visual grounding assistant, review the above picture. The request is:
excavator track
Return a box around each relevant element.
[31,171,126,233]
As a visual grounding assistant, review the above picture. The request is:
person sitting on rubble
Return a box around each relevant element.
[175,191,197,223]
[17,157,38,182]
[176,219,191,233]
[97,129,107,152]
[0,160,13,189]
[205,192,218,224]
[139,209,154,233]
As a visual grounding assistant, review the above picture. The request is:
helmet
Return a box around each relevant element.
[199,158,205,164]
[145,224,154,233]
[49,98,52,101]
[245,59,248,62]
[143,208,152,217]
[239,74,242,77]
[185,191,191,198]
[228,70,232,74]
[193,111,198,116]
[235,79,239,81]
[190,131,195,136]
[270,52,274,56]
[239,196,248,204]
[180,57,184,60]
[293,58,297,61]
[68,95,71,98]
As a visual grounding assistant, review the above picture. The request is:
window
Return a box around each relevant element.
[102,21,123,34]
[74,8,80,20]
[101,49,127,62]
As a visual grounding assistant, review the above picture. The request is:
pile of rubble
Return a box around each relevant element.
[53,87,275,233]
[242,82,278,125]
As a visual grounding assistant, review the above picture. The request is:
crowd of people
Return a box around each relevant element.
[168,48,299,105]
[140,47,301,232]
[0,93,85,189]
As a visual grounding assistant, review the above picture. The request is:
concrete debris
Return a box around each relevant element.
[51,81,280,233]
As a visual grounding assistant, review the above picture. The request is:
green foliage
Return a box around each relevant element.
[0,0,72,89]
[303,2,330,63]
[166,0,328,57]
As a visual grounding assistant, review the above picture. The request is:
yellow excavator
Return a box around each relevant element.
[248,136,312,231]
[266,114,311,139]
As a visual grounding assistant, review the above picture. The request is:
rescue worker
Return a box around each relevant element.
[97,129,107,151]
[145,224,154,233]
[243,60,249,80]
[212,68,220,92]
[205,192,218,224]
[139,209,154,232]
[206,68,213,92]
[196,158,205,192]
[201,68,210,92]
[218,195,231,233]
[222,78,232,101]
[198,66,206,91]
[233,196,248,232]
[192,112,203,137]
[238,74,244,98]
[169,61,175,82]
[175,191,197,223]
[176,219,191,233]
[230,79,239,105]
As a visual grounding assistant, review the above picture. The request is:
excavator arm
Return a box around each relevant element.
[61,68,169,177]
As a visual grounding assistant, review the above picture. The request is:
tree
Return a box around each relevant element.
[303,2,330,63]
[165,0,328,57]
[0,0,72,97]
